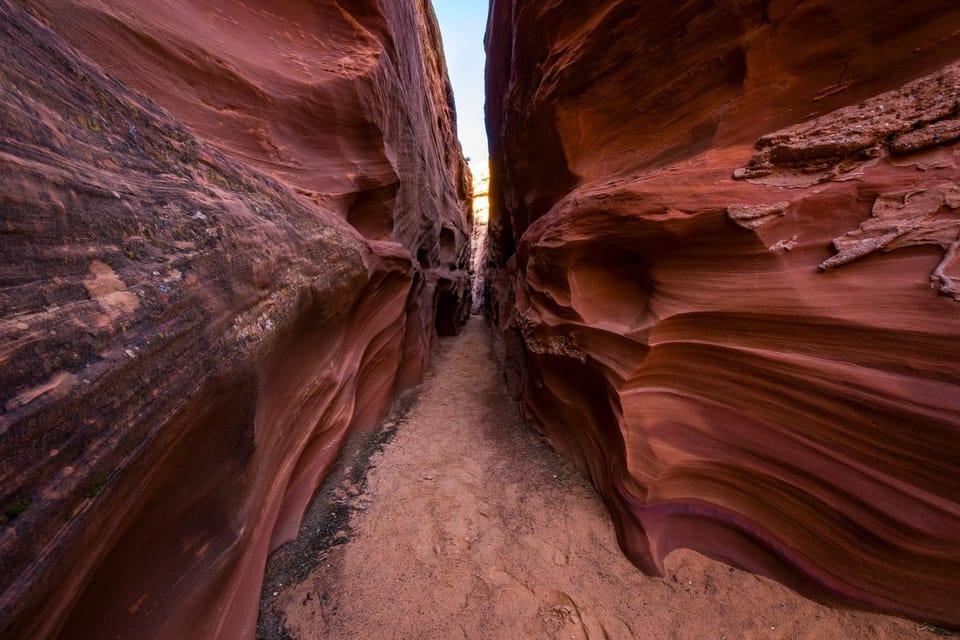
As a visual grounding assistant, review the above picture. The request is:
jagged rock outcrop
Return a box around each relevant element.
[0,1,470,638]
[485,0,960,627]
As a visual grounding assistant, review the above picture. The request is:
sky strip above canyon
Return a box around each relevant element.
[433,0,489,171]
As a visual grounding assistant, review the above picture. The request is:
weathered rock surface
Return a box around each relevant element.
[0,1,470,638]
[485,0,960,627]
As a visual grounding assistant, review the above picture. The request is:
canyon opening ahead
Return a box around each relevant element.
[1,1,959,639]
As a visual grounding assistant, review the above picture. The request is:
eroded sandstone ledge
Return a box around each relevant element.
[484,0,960,628]
[0,1,470,638]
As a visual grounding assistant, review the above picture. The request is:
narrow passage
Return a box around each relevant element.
[258,317,935,640]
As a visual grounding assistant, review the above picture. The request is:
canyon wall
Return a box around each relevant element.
[485,0,960,627]
[0,1,470,638]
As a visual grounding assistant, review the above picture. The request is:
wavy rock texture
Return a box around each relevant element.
[0,1,470,638]
[485,0,960,628]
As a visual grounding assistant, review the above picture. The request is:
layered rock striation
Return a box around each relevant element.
[485,0,960,627]
[0,1,470,638]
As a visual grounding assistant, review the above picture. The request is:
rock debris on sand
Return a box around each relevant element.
[259,317,942,640]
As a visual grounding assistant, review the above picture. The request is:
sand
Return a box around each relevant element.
[257,316,947,640]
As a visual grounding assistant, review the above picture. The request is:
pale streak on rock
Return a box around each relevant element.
[768,235,798,253]
[4,372,78,412]
[932,234,960,299]
[726,202,790,230]
[83,259,140,321]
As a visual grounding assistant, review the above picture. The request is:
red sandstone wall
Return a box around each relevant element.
[0,1,470,638]
[485,0,960,627]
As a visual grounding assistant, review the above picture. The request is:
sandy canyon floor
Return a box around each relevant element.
[257,317,948,640]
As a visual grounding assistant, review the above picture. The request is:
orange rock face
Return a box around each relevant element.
[0,1,469,638]
[485,0,960,627]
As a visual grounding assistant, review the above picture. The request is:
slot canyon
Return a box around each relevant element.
[0,1,958,639]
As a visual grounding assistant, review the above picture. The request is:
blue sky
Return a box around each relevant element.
[432,0,489,169]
